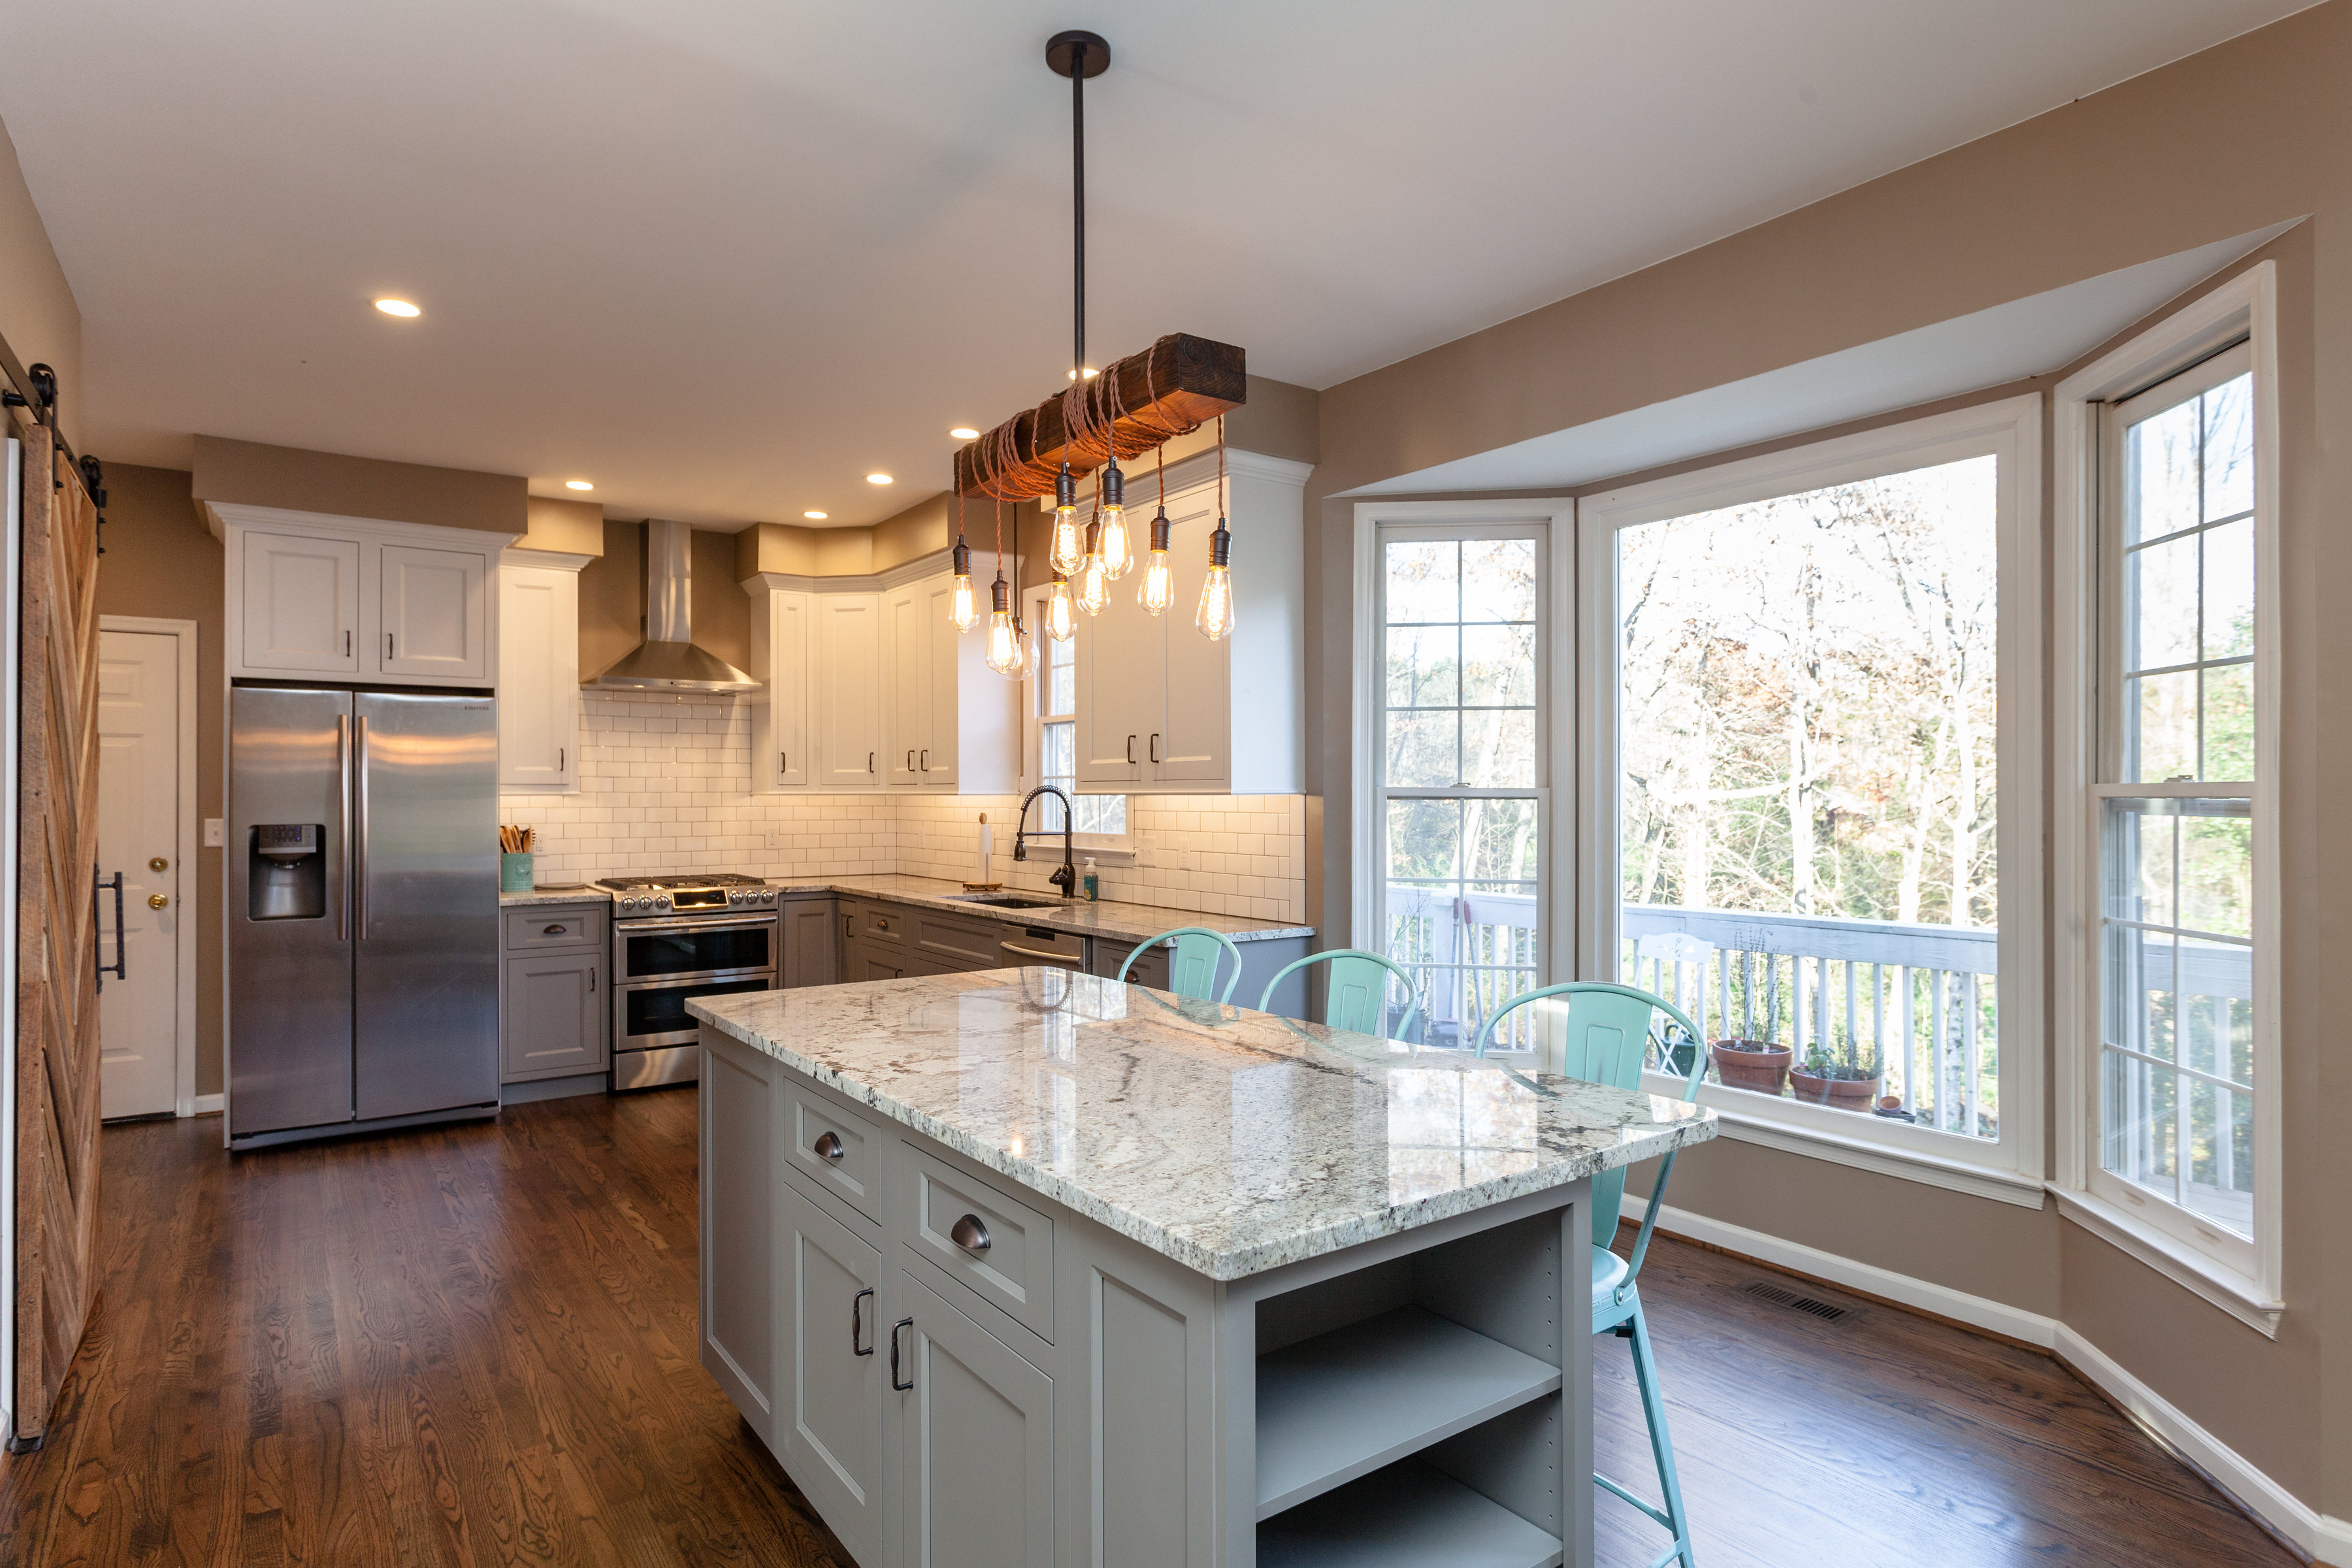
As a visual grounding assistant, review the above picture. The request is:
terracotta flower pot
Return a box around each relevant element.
[1710,1039,1791,1096]
[1789,1067,1884,1112]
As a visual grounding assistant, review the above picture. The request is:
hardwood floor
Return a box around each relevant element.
[0,1091,2298,1567]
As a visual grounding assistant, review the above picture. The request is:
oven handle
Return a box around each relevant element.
[615,969,777,991]
[615,914,779,937]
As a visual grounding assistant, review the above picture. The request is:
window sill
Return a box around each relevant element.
[1644,1073,2048,1209]
[2049,1186,2281,1338]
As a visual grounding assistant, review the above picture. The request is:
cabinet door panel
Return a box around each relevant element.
[817,595,883,787]
[1074,570,1149,786]
[900,1270,1054,1568]
[381,544,489,681]
[921,575,960,786]
[242,531,361,673]
[779,898,838,988]
[1154,490,1229,785]
[701,1043,776,1439]
[752,589,811,790]
[497,564,578,788]
[500,951,604,1080]
[780,1181,884,1567]
[884,585,924,785]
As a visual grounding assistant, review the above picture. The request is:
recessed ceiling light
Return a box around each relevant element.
[949,427,980,440]
[564,480,595,491]
[804,510,828,520]
[374,298,421,318]
[867,473,893,485]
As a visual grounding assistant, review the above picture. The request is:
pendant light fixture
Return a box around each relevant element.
[1096,461,1132,578]
[1076,509,1111,617]
[1049,461,1084,576]
[984,497,1029,678]
[949,491,979,632]
[1138,444,1173,615]
[1196,417,1236,642]
[1045,570,1076,642]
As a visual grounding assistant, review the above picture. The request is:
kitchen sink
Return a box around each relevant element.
[951,894,1064,909]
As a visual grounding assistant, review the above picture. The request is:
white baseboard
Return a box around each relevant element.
[1625,1193,2349,1564]
[189,1094,222,1117]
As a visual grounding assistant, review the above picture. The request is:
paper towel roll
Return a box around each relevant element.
[976,819,993,886]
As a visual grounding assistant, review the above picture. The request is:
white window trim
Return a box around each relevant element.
[1349,500,1576,988]
[2050,261,2282,1335]
[1576,395,2046,1192]
[1025,589,1136,860]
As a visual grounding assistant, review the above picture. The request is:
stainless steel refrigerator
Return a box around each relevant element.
[228,685,500,1147]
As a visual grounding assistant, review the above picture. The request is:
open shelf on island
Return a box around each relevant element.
[1256,1459,1565,1568]
[1256,1304,1561,1518]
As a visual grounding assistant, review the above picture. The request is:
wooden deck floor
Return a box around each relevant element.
[0,1091,2298,1567]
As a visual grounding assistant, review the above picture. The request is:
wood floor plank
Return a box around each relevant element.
[0,1092,2298,1568]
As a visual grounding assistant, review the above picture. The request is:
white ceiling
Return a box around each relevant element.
[0,0,2312,526]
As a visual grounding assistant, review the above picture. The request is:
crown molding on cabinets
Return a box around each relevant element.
[1067,445,1315,506]
[500,546,596,574]
[204,499,521,555]
[740,544,963,599]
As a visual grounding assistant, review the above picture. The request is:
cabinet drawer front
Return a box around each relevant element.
[913,911,999,968]
[786,1085,884,1222]
[502,904,608,951]
[907,1149,1054,1344]
[857,903,906,944]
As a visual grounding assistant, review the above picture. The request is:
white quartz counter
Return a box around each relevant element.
[691,968,1714,1281]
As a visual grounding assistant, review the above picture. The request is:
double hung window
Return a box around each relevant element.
[1034,595,1126,838]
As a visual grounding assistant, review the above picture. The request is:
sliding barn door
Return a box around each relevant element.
[10,417,103,1445]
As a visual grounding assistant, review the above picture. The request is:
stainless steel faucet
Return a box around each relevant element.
[1013,785,1079,899]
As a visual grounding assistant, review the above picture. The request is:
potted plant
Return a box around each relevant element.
[1789,1043,1883,1112]
[1709,1037,1791,1095]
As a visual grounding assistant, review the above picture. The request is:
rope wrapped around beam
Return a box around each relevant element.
[955,332,1245,501]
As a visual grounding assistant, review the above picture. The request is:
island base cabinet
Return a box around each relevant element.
[780,1181,885,1568]
[699,1043,776,1443]
[894,1269,1055,1568]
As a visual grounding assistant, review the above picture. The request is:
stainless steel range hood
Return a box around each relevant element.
[585,518,762,693]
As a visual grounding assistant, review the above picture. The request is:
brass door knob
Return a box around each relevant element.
[148,893,169,909]
[148,857,169,872]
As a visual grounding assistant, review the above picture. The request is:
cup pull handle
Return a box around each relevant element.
[950,1213,992,1256]
[814,1130,846,1163]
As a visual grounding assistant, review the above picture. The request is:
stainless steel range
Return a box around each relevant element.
[598,874,780,1091]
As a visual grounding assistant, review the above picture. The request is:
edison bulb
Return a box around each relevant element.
[948,539,979,632]
[1195,520,1236,642]
[1049,463,1083,576]
[1077,551,1109,617]
[1138,509,1173,615]
[1045,576,1075,642]
[1098,461,1132,580]
[983,578,1022,675]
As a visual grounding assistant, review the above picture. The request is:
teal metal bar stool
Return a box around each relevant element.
[1116,926,1245,1002]
[1475,981,1707,1568]
[1256,949,1422,1041]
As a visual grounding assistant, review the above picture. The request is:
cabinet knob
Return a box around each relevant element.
[949,1213,992,1256]
[813,1130,846,1163]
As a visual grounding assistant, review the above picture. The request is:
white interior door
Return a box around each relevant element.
[96,627,183,1119]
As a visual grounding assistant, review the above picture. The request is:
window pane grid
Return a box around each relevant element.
[1037,606,1124,838]
[2100,365,2258,1239]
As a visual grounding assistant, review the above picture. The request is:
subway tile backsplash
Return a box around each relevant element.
[500,691,1306,924]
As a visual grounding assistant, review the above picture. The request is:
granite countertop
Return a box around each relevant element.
[770,872,1313,946]
[499,873,1311,945]
[691,970,1715,1281]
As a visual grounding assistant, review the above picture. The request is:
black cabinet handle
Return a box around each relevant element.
[1126,734,1135,764]
[853,1288,875,1356]
[589,966,596,992]
[920,748,928,772]
[951,1213,992,1256]
[890,1318,915,1390]
[1150,733,1162,763]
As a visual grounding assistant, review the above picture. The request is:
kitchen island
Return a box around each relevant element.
[691,969,1715,1568]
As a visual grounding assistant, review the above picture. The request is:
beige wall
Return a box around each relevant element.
[0,112,81,447]
[518,494,604,557]
[1303,3,2352,1523]
[92,465,225,1094]
[191,435,526,535]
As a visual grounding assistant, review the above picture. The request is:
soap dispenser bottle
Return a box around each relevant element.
[1082,857,1100,902]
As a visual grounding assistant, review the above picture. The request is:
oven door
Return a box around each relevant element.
[616,915,777,983]
[614,973,774,1054]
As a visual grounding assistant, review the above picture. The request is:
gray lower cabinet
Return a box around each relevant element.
[781,894,840,988]
[500,900,610,1083]
[780,1180,886,1568]
[896,1268,1055,1568]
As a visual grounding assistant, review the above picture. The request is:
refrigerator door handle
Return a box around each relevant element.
[354,713,370,938]
[336,713,351,941]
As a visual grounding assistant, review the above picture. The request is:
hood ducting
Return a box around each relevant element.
[586,518,762,693]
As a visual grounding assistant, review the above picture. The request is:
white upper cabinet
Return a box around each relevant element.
[1070,452,1308,794]
[884,584,926,787]
[242,531,361,674]
[382,544,489,682]
[748,587,811,790]
[218,508,511,689]
[882,572,1015,793]
[815,592,884,789]
[497,552,586,791]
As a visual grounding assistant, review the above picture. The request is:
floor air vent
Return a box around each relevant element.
[1742,1280,1850,1322]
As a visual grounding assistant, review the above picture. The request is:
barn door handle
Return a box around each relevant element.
[95,866,126,989]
